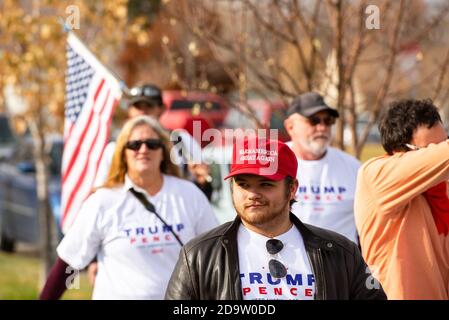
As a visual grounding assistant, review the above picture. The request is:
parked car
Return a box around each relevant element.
[0,135,62,252]
[223,99,289,142]
[0,113,16,161]
[159,90,229,131]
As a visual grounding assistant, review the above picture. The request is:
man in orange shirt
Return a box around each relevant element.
[354,99,449,299]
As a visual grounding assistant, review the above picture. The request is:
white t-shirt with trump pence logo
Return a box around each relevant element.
[57,174,218,300]
[238,224,315,300]
[287,144,360,244]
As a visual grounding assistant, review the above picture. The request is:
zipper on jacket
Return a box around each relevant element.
[222,237,240,300]
[317,248,327,300]
[307,247,326,300]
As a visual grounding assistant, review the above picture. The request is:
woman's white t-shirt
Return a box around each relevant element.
[57,174,219,299]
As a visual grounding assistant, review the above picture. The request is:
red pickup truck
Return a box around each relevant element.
[159,90,229,132]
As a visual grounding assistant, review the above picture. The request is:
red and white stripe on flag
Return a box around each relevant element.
[61,32,122,233]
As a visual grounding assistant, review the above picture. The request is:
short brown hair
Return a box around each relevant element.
[379,99,442,155]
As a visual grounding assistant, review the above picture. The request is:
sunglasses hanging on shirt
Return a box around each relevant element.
[266,239,287,278]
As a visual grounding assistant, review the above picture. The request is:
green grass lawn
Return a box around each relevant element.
[359,143,385,162]
[0,251,92,300]
[343,142,384,163]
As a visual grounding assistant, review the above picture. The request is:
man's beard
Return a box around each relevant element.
[233,196,291,226]
[300,135,330,158]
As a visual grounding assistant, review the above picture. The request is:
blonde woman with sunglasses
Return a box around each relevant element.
[40,116,218,299]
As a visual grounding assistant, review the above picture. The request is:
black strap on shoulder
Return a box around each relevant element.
[129,188,184,247]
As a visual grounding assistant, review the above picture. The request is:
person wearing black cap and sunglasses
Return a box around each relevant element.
[94,84,212,198]
[284,92,361,245]
[165,136,386,300]
[94,84,166,188]
[126,84,165,118]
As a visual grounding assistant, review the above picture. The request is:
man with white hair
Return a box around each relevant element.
[284,92,360,243]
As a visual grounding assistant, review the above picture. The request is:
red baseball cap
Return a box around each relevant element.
[224,137,298,181]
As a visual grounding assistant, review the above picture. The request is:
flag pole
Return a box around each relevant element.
[58,18,130,95]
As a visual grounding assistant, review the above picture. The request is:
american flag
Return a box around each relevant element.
[61,32,122,233]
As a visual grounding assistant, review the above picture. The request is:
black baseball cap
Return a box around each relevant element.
[287,92,339,118]
[127,84,163,107]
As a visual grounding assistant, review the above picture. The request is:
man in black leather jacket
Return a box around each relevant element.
[165,137,386,300]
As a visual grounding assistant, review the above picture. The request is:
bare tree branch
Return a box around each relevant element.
[271,0,315,88]
[243,0,313,88]
[348,80,358,152]
[356,0,406,155]
[325,0,346,149]
[344,0,368,85]
[308,0,325,90]
[251,8,303,95]
[289,0,327,89]
[432,46,449,101]
[409,2,449,45]
[242,0,296,44]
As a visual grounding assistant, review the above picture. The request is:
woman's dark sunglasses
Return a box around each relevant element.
[266,239,287,278]
[125,139,164,151]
